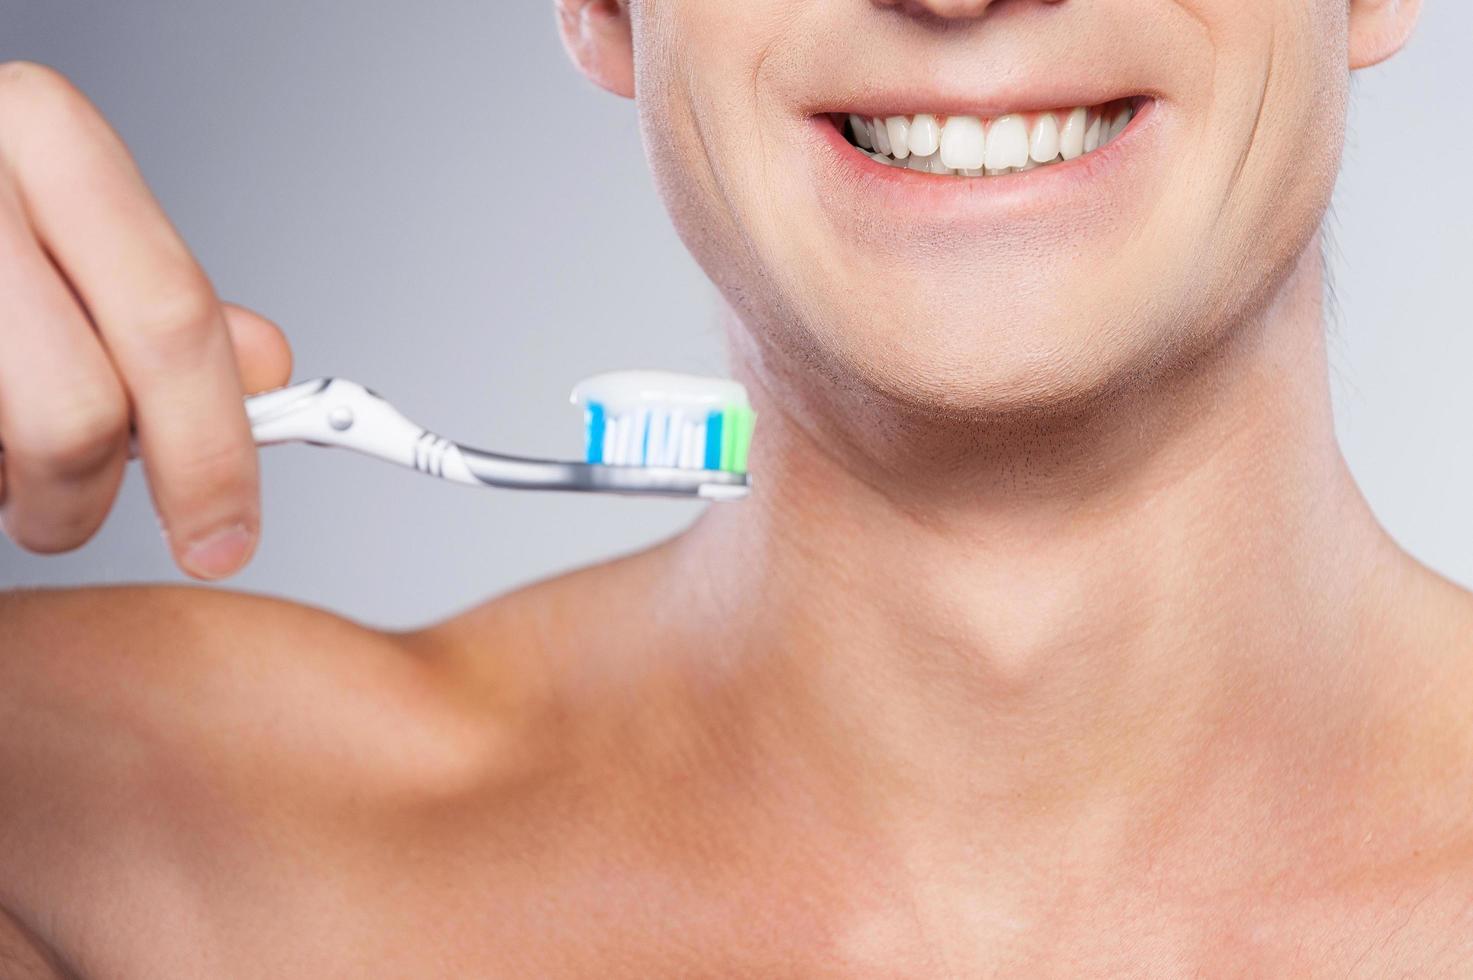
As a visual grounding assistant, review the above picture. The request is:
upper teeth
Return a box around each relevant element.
[845,102,1134,177]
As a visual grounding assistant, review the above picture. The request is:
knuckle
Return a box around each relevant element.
[0,61,70,98]
[0,62,104,177]
[10,388,129,481]
[126,277,221,356]
[0,61,83,126]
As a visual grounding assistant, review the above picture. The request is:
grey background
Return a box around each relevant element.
[0,1,1468,628]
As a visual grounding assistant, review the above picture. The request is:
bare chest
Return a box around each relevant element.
[15,857,1472,979]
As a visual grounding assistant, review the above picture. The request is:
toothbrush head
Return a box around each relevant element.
[570,371,756,476]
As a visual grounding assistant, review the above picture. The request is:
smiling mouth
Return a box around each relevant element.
[833,98,1140,177]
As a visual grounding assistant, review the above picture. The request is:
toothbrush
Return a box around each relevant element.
[238,371,754,501]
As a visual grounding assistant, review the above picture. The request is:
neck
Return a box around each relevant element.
[659,240,1408,839]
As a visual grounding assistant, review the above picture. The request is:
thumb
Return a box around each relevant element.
[222,303,294,394]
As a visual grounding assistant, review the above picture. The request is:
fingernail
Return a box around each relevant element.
[182,523,254,580]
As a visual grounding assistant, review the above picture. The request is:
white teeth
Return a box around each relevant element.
[845,103,1132,176]
[984,114,1028,171]
[939,115,985,171]
[1029,113,1060,164]
[1059,107,1087,161]
[871,117,892,155]
[1083,115,1102,153]
[908,114,940,157]
[885,116,911,160]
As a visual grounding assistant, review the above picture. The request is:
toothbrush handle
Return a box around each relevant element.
[122,378,476,483]
[243,378,484,487]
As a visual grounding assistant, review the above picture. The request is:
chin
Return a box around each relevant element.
[730,255,1209,424]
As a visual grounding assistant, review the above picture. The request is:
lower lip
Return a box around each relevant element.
[806,99,1158,221]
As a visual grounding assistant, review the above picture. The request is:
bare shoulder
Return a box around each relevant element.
[0,578,554,788]
[416,541,690,734]
[1423,564,1473,649]
[1343,563,1473,958]
[423,538,678,667]
[0,548,665,820]
[0,582,390,671]
[0,585,500,912]
[0,584,463,771]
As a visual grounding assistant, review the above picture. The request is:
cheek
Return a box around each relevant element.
[633,1,834,328]
[1179,0,1348,313]
[631,3,746,263]
[1177,0,1348,201]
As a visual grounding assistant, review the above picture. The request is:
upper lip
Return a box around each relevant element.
[794,54,1162,121]
[816,92,1148,120]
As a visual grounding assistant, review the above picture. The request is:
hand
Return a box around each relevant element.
[0,62,292,579]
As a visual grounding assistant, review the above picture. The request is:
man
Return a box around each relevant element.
[3,0,1471,975]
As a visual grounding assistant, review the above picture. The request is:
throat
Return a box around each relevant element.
[652,248,1396,823]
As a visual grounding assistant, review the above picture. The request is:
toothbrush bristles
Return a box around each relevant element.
[571,371,756,475]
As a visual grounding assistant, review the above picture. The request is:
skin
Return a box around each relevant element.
[3,0,1472,975]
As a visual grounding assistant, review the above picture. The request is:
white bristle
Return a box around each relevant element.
[612,415,630,465]
[682,418,697,468]
[641,412,657,467]
[602,416,616,465]
[648,410,671,468]
[661,411,683,468]
[650,411,667,467]
[656,413,667,465]
[654,406,674,465]
[641,409,656,465]
[686,415,704,471]
[616,414,635,465]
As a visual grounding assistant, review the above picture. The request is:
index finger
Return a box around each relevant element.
[0,63,258,578]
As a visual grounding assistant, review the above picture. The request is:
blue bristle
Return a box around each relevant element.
[704,411,723,470]
[585,403,605,464]
[640,411,651,465]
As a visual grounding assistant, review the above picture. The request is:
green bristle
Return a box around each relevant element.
[730,407,755,474]
[716,406,756,474]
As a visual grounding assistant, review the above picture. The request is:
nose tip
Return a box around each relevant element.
[871,0,1064,20]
